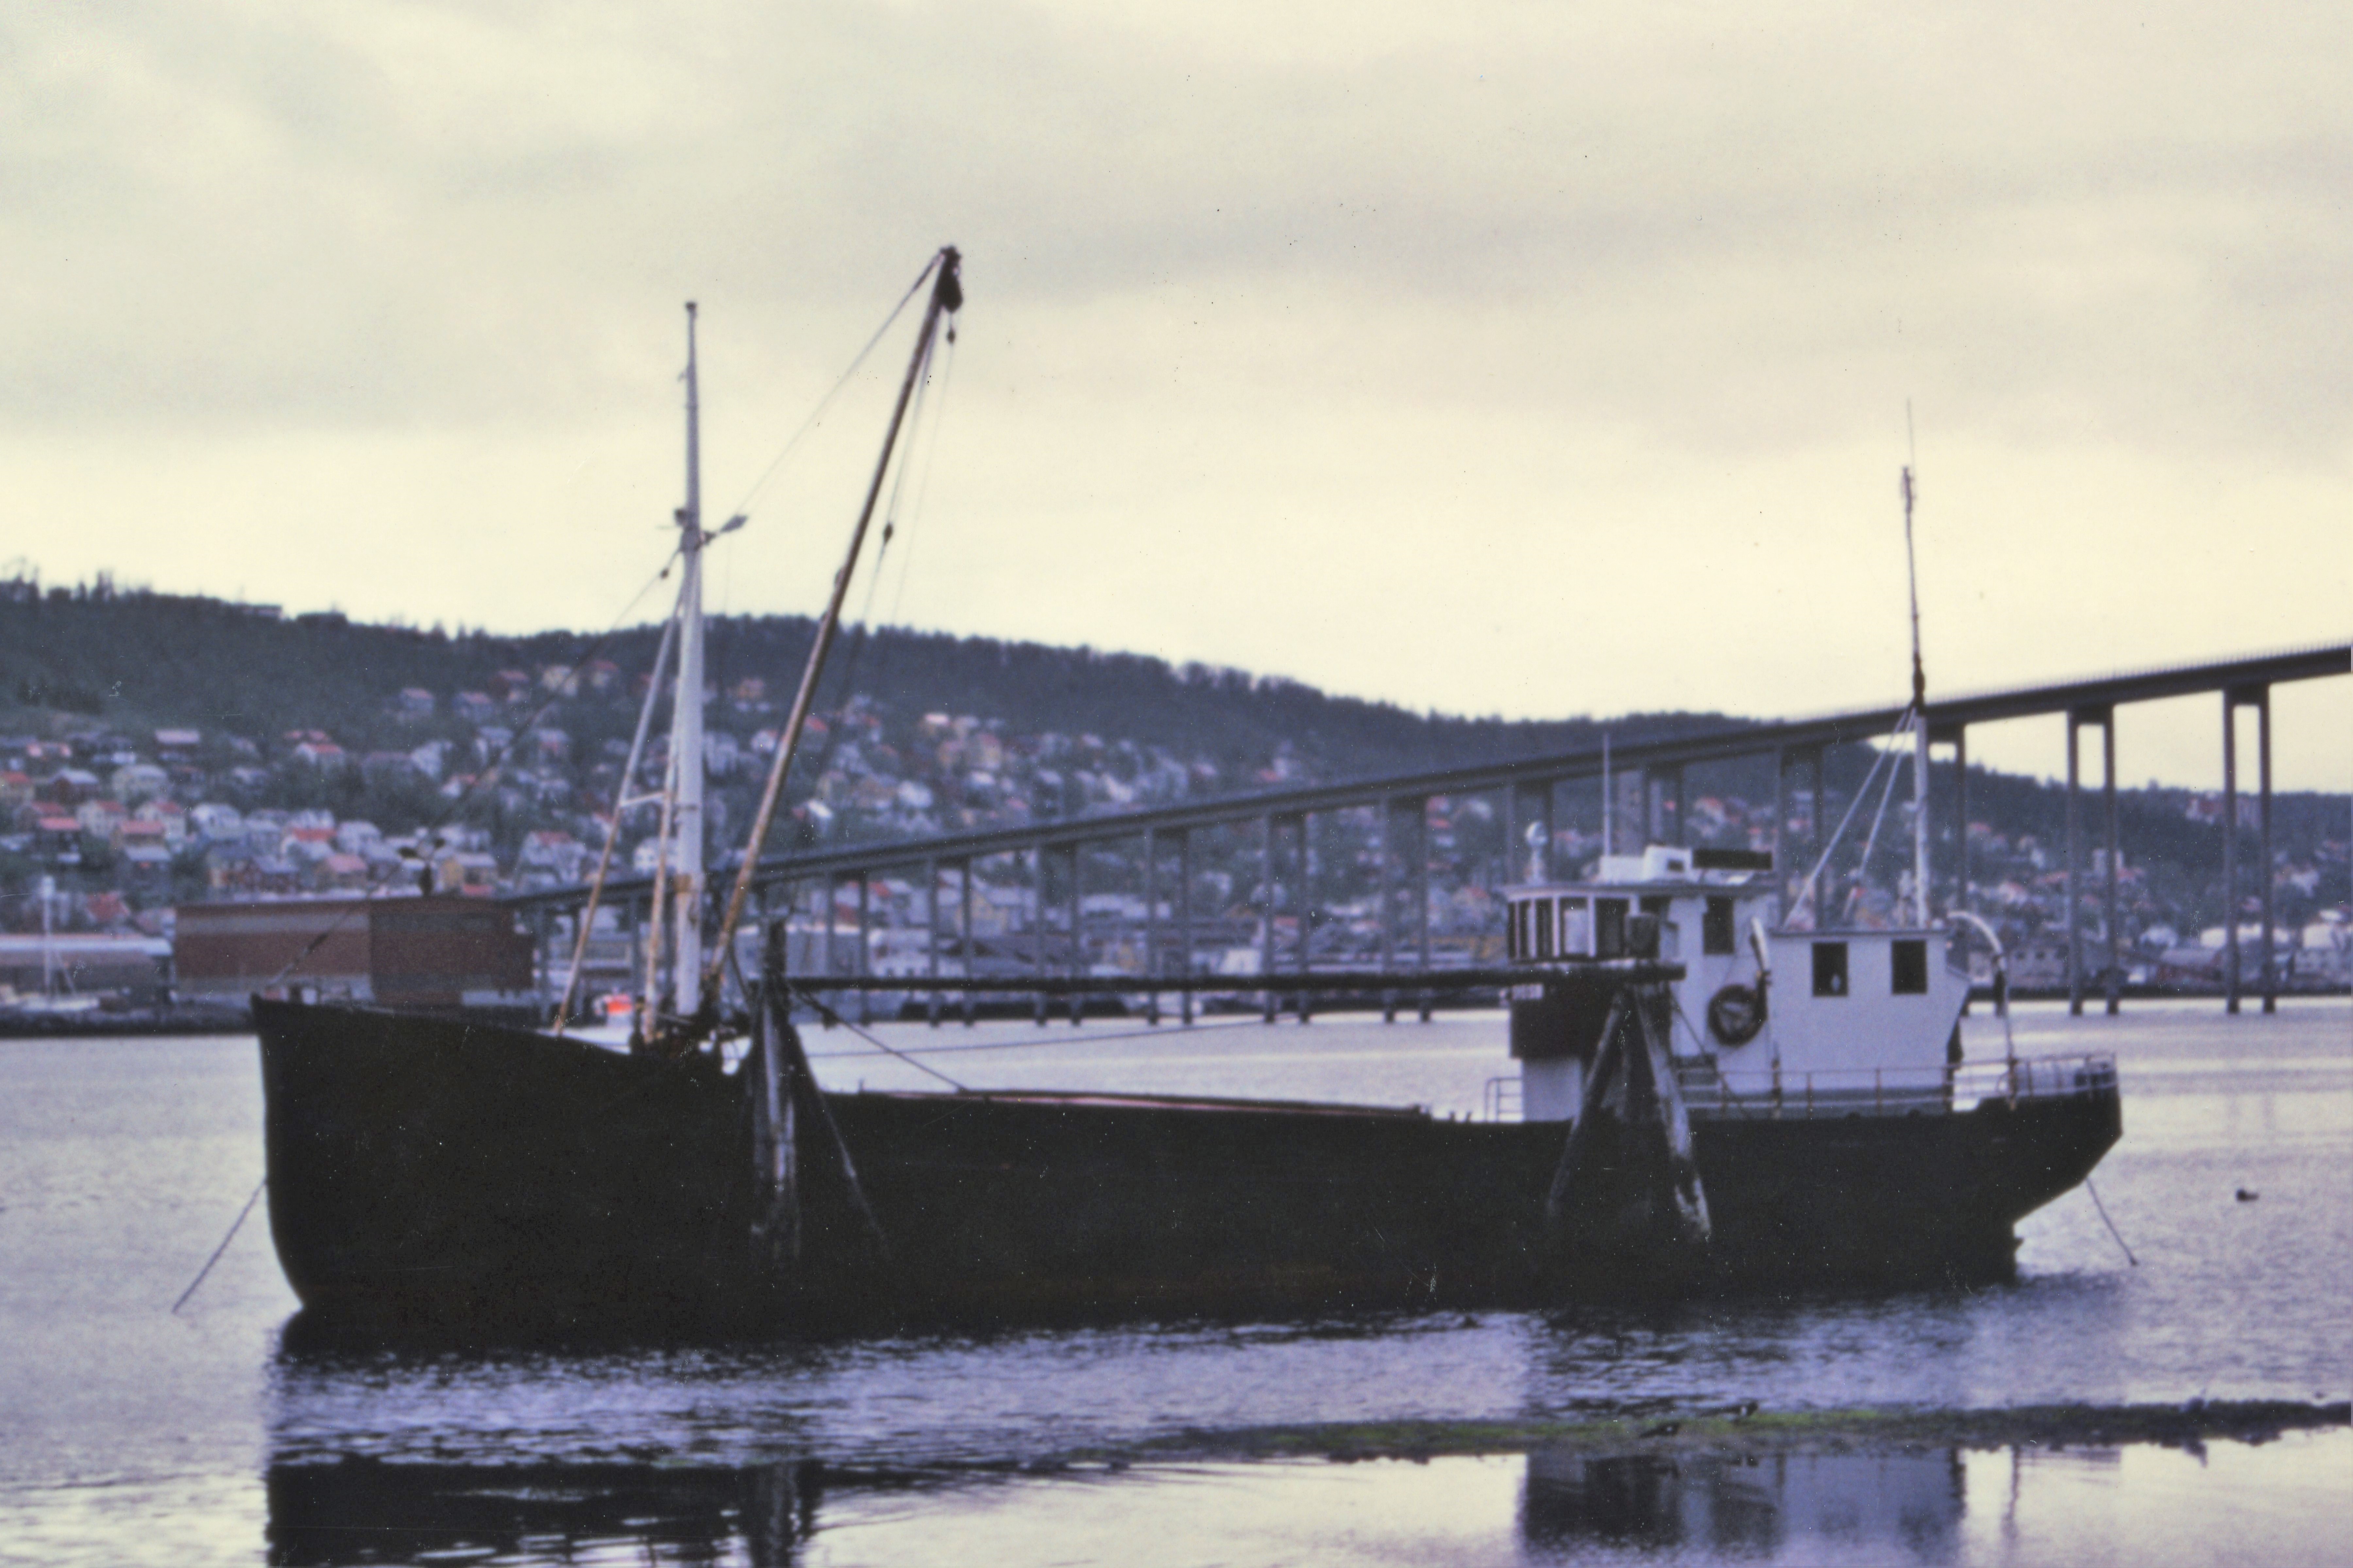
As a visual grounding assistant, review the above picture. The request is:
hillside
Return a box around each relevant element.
[0,575,1742,789]
[1,575,2345,966]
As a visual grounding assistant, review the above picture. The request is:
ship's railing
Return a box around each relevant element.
[1677,1053,2119,1120]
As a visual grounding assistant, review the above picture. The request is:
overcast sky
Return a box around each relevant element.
[5,2,2346,789]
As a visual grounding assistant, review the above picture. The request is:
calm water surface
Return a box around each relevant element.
[1,999,2346,1564]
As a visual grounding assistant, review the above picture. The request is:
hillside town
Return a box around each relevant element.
[1,651,2347,1006]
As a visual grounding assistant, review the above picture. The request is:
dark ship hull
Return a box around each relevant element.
[256,999,2120,1341]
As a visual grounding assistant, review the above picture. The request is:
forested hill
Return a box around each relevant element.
[5,578,2345,944]
[0,579,1738,783]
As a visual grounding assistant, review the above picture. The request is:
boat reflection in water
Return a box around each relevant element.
[265,1457,818,1568]
[1522,1445,1965,1562]
[262,1444,1972,1567]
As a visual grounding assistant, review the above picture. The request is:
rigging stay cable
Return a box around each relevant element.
[881,319,958,634]
[802,1011,1279,1061]
[725,258,941,525]
[788,983,969,1091]
[1844,734,1916,921]
[1790,703,1915,926]
[821,304,952,699]
[743,317,957,844]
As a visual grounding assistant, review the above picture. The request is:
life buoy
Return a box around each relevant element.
[1706,983,1765,1046]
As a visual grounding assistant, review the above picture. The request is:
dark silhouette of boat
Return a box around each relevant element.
[255,972,2117,1339]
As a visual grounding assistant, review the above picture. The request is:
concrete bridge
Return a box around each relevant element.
[508,641,2348,1021]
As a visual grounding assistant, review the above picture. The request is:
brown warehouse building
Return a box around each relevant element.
[174,896,537,1011]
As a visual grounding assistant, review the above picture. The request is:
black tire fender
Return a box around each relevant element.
[1706,983,1765,1047]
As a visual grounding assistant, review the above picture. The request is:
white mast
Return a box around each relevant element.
[38,874,55,998]
[669,303,707,1007]
[1601,732,1613,857]
[1903,455,1931,926]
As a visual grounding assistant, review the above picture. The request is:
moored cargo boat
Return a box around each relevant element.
[250,250,2121,1342]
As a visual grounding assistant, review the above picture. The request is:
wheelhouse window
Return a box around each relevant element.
[1596,898,1629,959]
[1702,896,1735,955]
[1891,938,1929,994]
[1558,897,1591,955]
[1812,941,1849,997]
[1535,897,1555,959]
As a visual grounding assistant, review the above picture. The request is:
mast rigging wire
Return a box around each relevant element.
[260,554,681,992]
[1788,706,1912,928]
[882,321,959,634]
[725,261,939,525]
[787,983,968,1091]
[700,251,962,1010]
[1844,733,1917,923]
[552,582,686,1033]
[803,1011,1277,1061]
[762,307,959,826]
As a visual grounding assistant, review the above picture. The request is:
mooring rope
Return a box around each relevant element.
[2084,1176,2139,1267]
[171,1176,266,1315]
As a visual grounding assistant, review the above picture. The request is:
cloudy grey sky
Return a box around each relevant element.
[5,2,2346,788]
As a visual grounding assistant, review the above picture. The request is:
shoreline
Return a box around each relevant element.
[1044,1398,2353,1471]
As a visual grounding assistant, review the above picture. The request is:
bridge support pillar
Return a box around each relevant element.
[1030,844,1047,1026]
[1538,780,1556,881]
[1068,844,1084,1025]
[1377,800,1396,1021]
[2065,713,2083,1015]
[925,857,941,1027]
[1661,765,1687,846]
[1261,812,1278,1024]
[2259,686,2276,1014]
[533,907,554,1022]
[1771,746,1787,896]
[1143,827,1160,1025]
[959,858,975,1027]
[2066,706,2120,1015]
[2223,695,2240,1014]
[1777,746,1826,925]
[823,873,838,980]
[856,871,872,1025]
[626,899,643,1015]
[1295,813,1313,1023]
[1929,722,1969,916]
[2223,686,2276,1015]
[1177,829,1194,1026]
[1416,797,1434,1022]
[2103,714,2122,1015]
[1503,785,1518,887]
